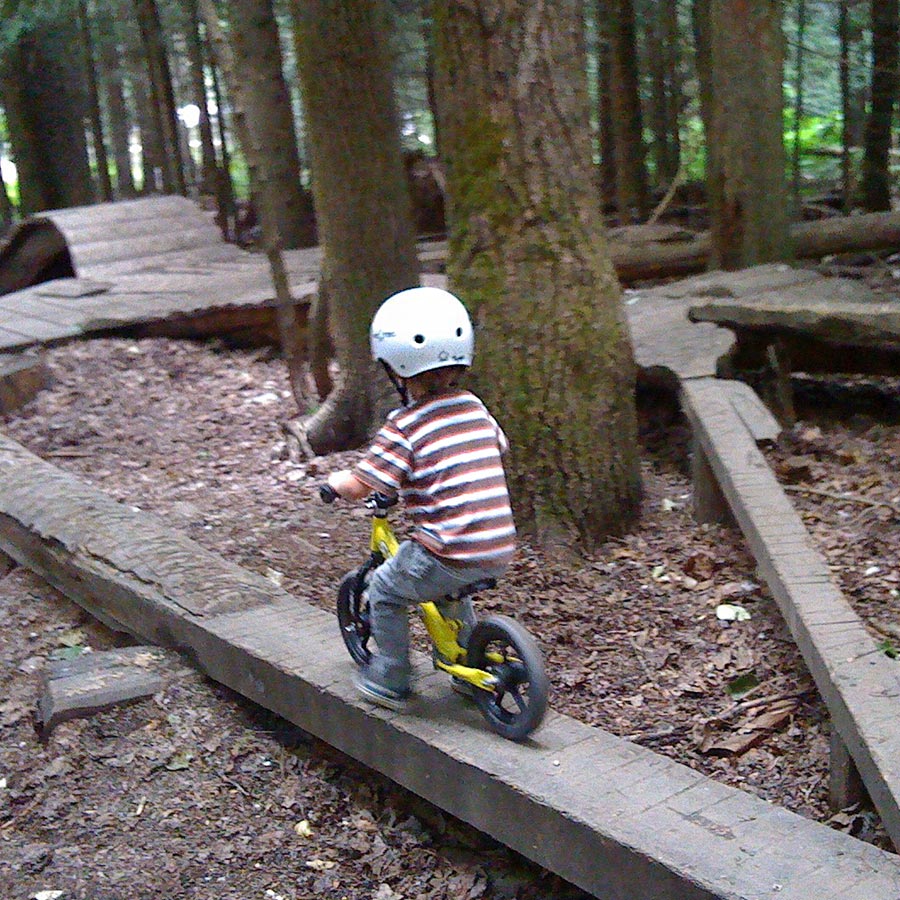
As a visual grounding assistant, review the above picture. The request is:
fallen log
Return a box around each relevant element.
[609,211,900,283]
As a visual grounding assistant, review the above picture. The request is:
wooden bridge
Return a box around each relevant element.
[1,197,899,899]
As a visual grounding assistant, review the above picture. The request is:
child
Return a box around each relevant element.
[327,286,516,710]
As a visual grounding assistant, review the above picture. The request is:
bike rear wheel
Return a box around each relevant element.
[466,614,548,741]
[337,565,375,667]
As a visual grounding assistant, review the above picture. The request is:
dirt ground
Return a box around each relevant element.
[1,335,898,899]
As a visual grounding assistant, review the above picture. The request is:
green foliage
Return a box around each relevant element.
[0,0,79,55]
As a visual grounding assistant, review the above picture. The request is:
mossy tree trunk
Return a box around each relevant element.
[860,0,899,212]
[292,0,420,454]
[707,0,791,269]
[434,0,642,549]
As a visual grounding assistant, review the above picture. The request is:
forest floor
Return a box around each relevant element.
[0,329,898,899]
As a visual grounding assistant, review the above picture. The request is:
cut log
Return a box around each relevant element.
[0,218,76,296]
[609,211,900,283]
[38,645,196,735]
[0,353,52,414]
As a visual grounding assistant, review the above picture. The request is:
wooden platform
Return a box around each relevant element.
[682,376,900,850]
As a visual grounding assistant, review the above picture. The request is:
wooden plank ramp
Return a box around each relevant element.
[681,376,900,853]
[0,430,897,899]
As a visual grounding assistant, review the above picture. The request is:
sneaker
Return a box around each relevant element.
[354,671,410,711]
[451,676,475,699]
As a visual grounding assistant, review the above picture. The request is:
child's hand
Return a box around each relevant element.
[327,470,371,501]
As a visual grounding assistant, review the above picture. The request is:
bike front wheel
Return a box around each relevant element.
[466,614,549,742]
[337,565,375,667]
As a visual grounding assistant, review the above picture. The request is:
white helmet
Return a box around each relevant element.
[370,286,474,377]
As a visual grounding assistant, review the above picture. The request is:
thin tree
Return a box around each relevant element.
[184,0,219,197]
[706,0,791,269]
[291,0,420,454]
[434,0,642,547]
[0,15,94,213]
[199,0,308,408]
[79,0,113,201]
[133,0,186,194]
[605,0,649,221]
[837,0,853,211]
[227,0,315,249]
[791,0,807,211]
[97,3,137,198]
[860,0,899,211]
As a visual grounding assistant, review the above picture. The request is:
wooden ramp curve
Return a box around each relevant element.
[0,433,897,899]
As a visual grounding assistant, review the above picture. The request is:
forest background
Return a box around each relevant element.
[0,0,897,547]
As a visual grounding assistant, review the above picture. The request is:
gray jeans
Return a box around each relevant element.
[365,540,507,693]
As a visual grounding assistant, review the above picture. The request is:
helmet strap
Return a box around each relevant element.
[381,361,409,405]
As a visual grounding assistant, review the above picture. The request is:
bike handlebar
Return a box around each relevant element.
[319,483,339,504]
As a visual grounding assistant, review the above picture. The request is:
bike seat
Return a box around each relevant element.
[451,577,497,600]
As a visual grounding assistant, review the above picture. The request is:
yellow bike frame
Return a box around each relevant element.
[370,509,499,692]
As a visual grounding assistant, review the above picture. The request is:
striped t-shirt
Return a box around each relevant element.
[355,389,516,566]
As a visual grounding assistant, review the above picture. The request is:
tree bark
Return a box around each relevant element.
[434,0,642,547]
[604,0,649,221]
[292,0,420,454]
[79,0,113,202]
[0,20,94,213]
[199,0,308,407]
[97,4,137,198]
[184,0,219,197]
[707,0,791,269]
[207,58,237,239]
[790,0,807,212]
[133,0,186,195]
[860,0,899,212]
[595,3,617,209]
[837,0,853,211]
[648,0,681,185]
[228,0,316,249]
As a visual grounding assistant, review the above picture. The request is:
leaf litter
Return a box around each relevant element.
[0,338,897,897]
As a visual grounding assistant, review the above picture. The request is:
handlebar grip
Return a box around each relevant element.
[319,483,339,504]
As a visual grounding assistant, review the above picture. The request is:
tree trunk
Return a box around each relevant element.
[0,21,94,214]
[292,0,420,453]
[227,0,315,249]
[133,0,186,195]
[208,58,237,239]
[595,4,617,209]
[861,0,899,212]
[791,0,807,212]
[97,5,137,198]
[199,0,308,407]
[184,0,219,197]
[648,0,681,185]
[707,0,791,269]
[0,162,15,229]
[434,0,642,548]
[605,0,649,221]
[79,0,113,202]
[691,0,713,179]
[837,0,853,211]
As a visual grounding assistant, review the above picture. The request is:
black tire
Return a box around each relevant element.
[466,614,549,741]
[337,565,375,667]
